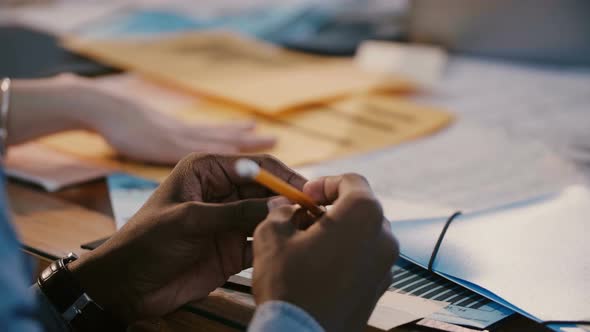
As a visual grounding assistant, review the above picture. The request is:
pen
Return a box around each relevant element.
[235,158,324,217]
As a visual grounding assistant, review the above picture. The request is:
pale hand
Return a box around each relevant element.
[77,76,276,164]
[10,74,276,164]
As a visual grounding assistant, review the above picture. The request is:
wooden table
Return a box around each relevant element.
[8,179,548,332]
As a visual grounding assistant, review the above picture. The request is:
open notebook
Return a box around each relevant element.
[391,185,590,326]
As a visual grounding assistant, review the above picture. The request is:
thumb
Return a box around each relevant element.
[254,205,298,241]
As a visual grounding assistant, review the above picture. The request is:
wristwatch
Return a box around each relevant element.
[37,253,126,332]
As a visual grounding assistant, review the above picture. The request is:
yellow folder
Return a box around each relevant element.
[62,32,414,115]
[39,95,452,182]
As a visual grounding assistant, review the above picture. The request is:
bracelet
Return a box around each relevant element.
[0,78,11,158]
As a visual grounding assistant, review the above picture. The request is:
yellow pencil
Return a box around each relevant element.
[235,158,324,217]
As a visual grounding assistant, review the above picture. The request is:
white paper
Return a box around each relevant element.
[414,56,590,179]
[298,122,585,218]
[393,185,590,323]
[436,185,590,322]
[368,292,448,331]
[376,197,455,222]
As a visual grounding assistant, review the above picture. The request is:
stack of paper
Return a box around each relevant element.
[5,143,112,192]
[297,121,585,217]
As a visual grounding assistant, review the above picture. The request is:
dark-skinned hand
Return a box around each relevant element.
[252,174,399,332]
[68,153,306,322]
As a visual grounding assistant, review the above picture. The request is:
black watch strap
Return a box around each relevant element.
[37,253,126,332]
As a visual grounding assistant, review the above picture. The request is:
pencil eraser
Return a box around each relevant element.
[235,158,260,178]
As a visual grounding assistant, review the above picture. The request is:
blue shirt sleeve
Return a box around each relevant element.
[0,168,42,332]
[32,284,69,332]
[248,301,324,332]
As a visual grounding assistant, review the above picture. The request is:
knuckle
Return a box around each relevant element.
[183,153,224,178]
[173,154,194,173]
[181,152,205,164]
[181,153,225,166]
[345,192,384,224]
[195,153,221,166]
[259,153,280,163]
[176,153,209,174]
[258,154,286,171]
